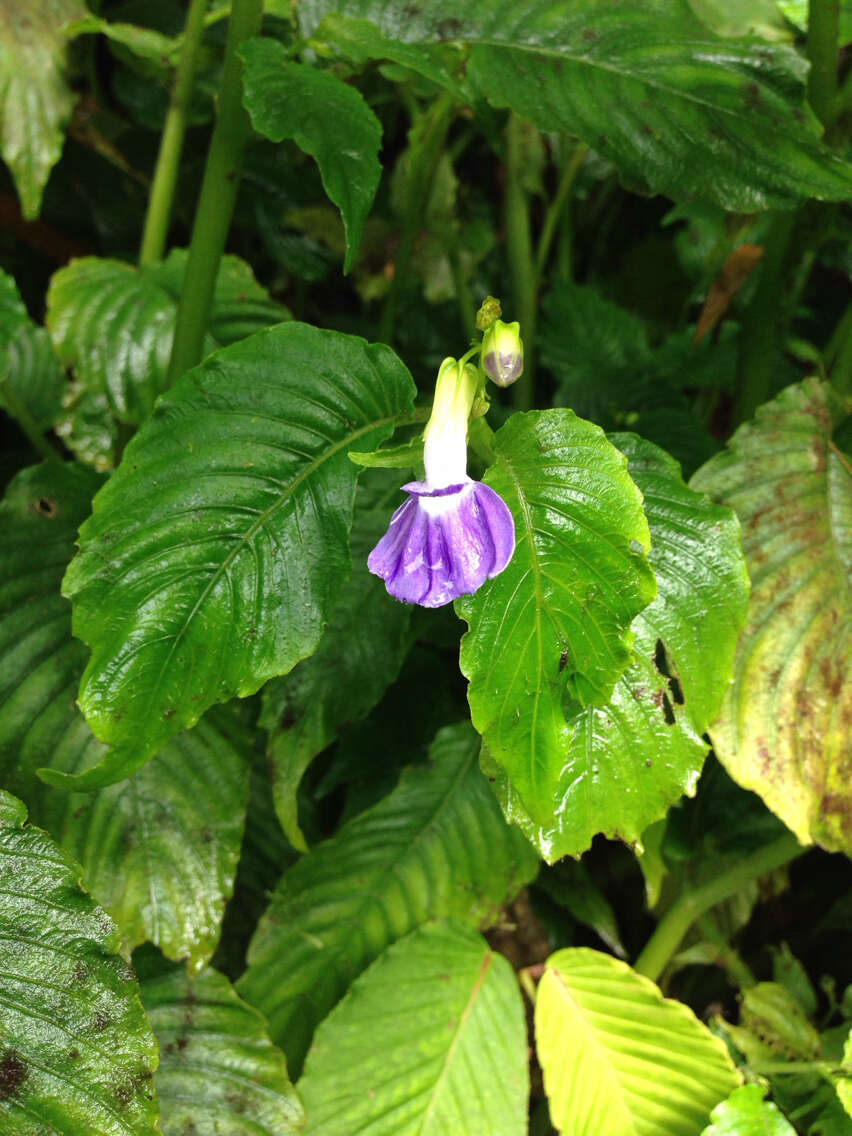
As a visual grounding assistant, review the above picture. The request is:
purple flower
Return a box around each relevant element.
[368,478,515,607]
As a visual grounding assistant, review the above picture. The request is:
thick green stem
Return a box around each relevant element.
[139,0,210,266]
[378,93,455,345]
[1,382,60,461]
[535,142,587,281]
[807,0,840,127]
[634,834,802,983]
[166,0,263,386]
[505,113,537,410]
[733,211,796,425]
[695,913,757,990]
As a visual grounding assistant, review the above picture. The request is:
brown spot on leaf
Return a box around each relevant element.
[29,496,59,518]
[0,1050,27,1100]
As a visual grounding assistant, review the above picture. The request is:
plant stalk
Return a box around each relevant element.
[504,113,537,410]
[166,0,263,386]
[378,92,455,345]
[139,0,210,266]
[828,298,852,396]
[634,833,802,983]
[807,0,840,128]
[535,141,587,281]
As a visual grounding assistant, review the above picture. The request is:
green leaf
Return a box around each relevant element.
[46,250,289,423]
[260,484,412,849]
[456,409,657,830]
[301,0,852,210]
[56,323,416,790]
[237,722,537,1076]
[485,432,749,860]
[0,462,253,969]
[0,790,159,1133]
[0,269,65,432]
[0,0,86,218]
[300,922,528,1136]
[67,15,181,67]
[139,961,303,1134]
[702,1085,797,1136]
[240,38,382,273]
[691,378,852,855]
[536,947,739,1136]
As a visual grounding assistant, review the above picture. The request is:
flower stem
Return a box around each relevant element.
[634,833,802,984]
[535,141,586,281]
[807,0,840,128]
[504,112,537,411]
[139,0,210,266]
[378,92,456,345]
[166,0,263,386]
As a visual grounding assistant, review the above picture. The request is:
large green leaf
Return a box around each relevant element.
[46,250,288,424]
[240,37,382,273]
[304,0,852,210]
[300,922,528,1136]
[481,433,748,860]
[702,1085,797,1136]
[140,960,303,1134]
[0,462,253,969]
[457,409,656,829]
[260,476,412,849]
[691,379,852,855]
[0,269,65,433]
[0,0,86,218]
[57,323,416,790]
[536,947,739,1135]
[0,791,159,1134]
[237,722,537,1076]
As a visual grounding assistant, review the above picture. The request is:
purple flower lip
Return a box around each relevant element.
[368,479,515,608]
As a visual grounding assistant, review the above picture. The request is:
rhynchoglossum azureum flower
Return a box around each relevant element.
[368,356,516,608]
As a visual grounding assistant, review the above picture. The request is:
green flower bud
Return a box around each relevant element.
[482,319,523,387]
[475,295,502,331]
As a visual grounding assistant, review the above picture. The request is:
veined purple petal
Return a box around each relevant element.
[368,480,516,608]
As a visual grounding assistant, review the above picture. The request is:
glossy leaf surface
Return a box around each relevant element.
[261,476,412,848]
[0,269,65,431]
[58,323,416,789]
[691,379,852,854]
[0,462,252,969]
[0,791,159,1134]
[702,1084,796,1136]
[140,962,303,1135]
[300,922,528,1136]
[457,409,656,828]
[241,38,383,273]
[536,947,739,1135]
[303,0,852,210]
[237,722,537,1075]
[46,250,288,423]
[0,0,85,218]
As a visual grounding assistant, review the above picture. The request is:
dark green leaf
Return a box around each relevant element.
[457,409,657,831]
[260,484,412,848]
[300,922,528,1136]
[57,323,416,789]
[0,269,65,432]
[0,790,159,1134]
[241,38,382,273]
[140,962,303,1134]
[46,250,289,424]
[237,722,537,1076]
[302,0,852,209]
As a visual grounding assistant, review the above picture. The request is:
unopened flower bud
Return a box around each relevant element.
[476,295,502,332]
[482,319,523,387]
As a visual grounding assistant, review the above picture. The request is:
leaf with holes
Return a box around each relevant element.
[300,922,528,1136]
[0,790,159,1134]
[0,0,86,218]
[139,960,303,1135]
[241,38,382,273]
[55,322,416,790]
[0,269,65,432]
[456,409,657,830]
[0,462,253,969]
[483,433,749,860]
[46,250,288,423]
[302,0,852,210]
[691,379,852,854]
[536,947,739,1135]
[260,476,412,849]
[237,722,537,1076]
